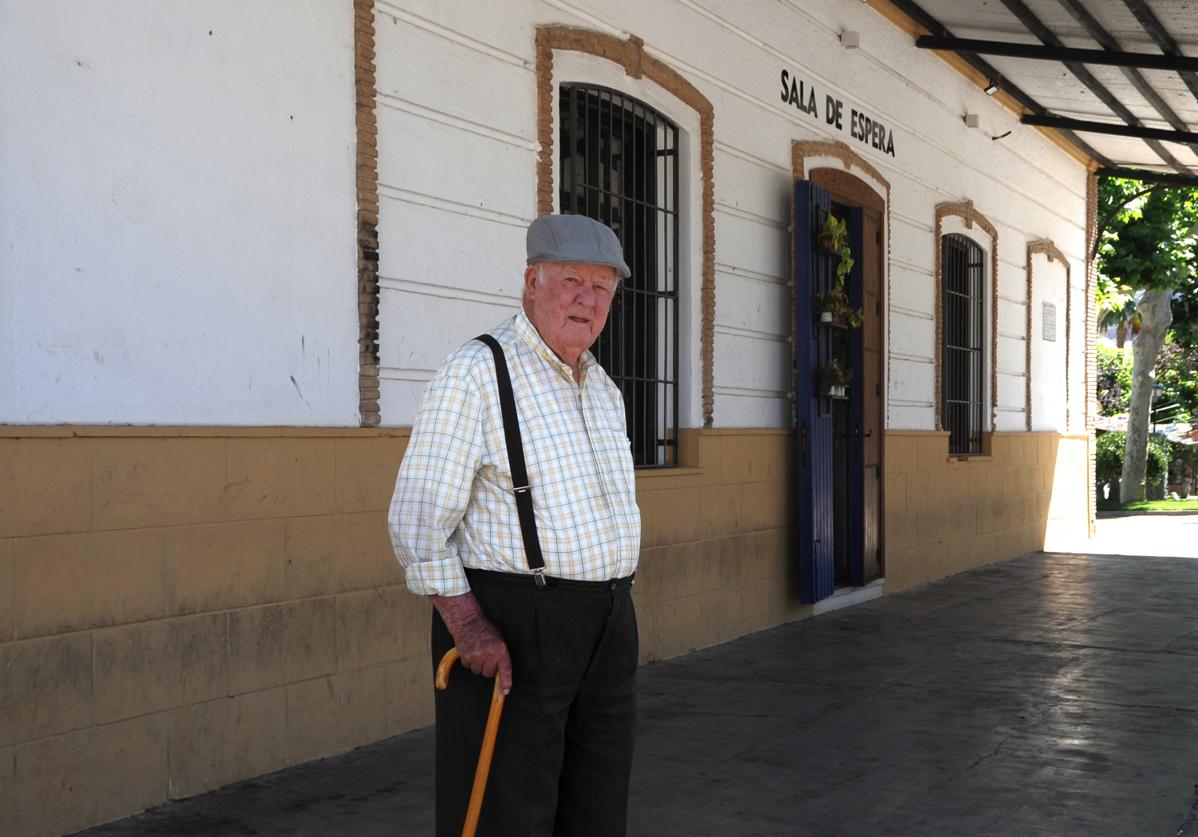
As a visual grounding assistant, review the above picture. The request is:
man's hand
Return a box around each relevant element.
[431,592,513,695]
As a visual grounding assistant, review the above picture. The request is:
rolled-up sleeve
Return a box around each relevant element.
[387,351,484,596]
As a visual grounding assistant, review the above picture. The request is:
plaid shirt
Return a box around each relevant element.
[388,311,641,596]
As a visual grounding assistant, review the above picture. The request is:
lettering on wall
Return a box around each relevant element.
[779,68,897,158]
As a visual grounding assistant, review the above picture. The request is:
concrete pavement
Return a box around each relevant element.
[76,514,1198,836]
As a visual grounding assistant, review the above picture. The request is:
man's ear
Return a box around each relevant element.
[523,265,539,292]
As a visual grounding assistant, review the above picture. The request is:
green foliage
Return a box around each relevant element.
[1096,431,1172,486]
[1096,337,1198,426]
[1149,436,1174,481]
[1173,442,1198,472]
[819,358,850,393]
[816,211,864,328]
[814,286,865,327]
[1098,499,1198,512]
[1171,280,1198,347]
[819,213,855,284]
[1098,178,1198,294]
[1096,432,1123,486]
[1096,344,1132,416]
[1154,341,1198,423]
[1097,177,1198,497]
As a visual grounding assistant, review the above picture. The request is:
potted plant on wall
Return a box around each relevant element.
[815,212,864,327]
[814,285,865,327]
[818,358,850,399]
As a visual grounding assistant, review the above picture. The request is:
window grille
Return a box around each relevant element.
[559,84,680,467]
[941,234,985,455]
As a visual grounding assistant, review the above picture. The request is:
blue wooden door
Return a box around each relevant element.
[794,181,835,604]
[795,185,869,602]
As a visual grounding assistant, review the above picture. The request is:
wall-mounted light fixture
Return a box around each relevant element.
[984,79,1000,95]
[964,113,980,128]
[840,30,860,49]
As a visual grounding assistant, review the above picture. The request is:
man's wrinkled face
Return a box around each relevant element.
[523,261,618,364]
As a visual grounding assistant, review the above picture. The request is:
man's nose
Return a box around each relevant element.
[576,286,597,306]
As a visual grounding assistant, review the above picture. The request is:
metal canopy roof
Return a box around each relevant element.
[887,0,1198,185]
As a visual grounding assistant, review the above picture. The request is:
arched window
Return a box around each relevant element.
[558,83,680,467]
[941,233,986,455]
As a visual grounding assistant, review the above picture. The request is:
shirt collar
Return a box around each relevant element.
[514,309,597,384]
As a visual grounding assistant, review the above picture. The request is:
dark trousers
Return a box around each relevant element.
[433,570,638,837]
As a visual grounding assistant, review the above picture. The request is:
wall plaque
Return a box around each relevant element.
[1042,302,1057,342]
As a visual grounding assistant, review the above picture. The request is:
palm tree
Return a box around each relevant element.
[1097,276,1140,348]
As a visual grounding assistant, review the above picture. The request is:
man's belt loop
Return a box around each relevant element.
[476,334,548,581]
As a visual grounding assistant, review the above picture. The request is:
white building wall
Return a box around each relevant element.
[0,1,360,425]
[373,2,538,422]
[996,234,1030,432]
[374,0,1090,432]
[0,0,1093,432]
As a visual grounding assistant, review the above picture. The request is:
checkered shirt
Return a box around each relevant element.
[388,310,641,596]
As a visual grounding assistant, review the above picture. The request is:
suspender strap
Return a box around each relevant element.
[475,334,547,585]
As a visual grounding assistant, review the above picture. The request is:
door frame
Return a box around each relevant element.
[790,143,890,599]
[810,169,886,584]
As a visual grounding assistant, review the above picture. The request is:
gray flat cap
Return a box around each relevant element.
[526,214,631,279]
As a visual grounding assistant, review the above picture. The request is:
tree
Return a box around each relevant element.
[1097,178,1198,501]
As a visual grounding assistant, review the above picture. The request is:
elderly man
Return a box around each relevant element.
[389,214,641,837]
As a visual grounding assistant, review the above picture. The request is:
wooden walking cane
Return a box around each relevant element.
[435,647,506,837]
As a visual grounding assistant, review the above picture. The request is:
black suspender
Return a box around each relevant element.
[475,334,547,587]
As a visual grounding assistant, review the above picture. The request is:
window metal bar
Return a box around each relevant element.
[942,234,985,455]
[559,84,679,466]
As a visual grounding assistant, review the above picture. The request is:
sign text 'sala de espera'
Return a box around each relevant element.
[780,69,896,158]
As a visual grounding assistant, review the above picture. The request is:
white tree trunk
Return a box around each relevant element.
[1119,287,1173,502]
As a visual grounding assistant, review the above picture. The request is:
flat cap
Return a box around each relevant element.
[526,214,631,279]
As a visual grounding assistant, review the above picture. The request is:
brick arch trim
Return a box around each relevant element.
[534,26,717,427]
[935,201,999,437]
[1025,240,1072,432]
[1085,172,1098,534]
[354,0,380,427]
[792,141,892,426]
[791,141,891,195]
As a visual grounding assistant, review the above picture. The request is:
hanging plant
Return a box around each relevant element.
[818,212,846,252]
[814,285,865,328]
[815,212,863,327]
[819,358,851,399]
[818,213,853,273]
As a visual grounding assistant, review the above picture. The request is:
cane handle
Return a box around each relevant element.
[436,647,461,690]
